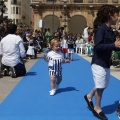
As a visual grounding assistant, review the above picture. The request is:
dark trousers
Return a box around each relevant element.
[1,62,26,77]
[0,55,2,74]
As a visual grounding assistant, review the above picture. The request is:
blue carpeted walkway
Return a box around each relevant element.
[0,54,120,120]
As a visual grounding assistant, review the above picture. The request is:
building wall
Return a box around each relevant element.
[4,0,32,29]
[21,0,32,28]
[30,0,120,33]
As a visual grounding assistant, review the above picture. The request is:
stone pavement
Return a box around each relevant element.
[0,53,119,103]
[0,53,43,103]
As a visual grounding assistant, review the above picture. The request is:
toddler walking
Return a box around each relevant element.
[44,39,70,96]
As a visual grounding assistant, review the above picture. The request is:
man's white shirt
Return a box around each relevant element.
[0,34,26,66]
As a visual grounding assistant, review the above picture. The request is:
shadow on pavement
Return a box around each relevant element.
[25,72,37,76]
[102,100,118,114]
[56,87,79,94]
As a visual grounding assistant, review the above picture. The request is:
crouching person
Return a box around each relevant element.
[0,24,26,78]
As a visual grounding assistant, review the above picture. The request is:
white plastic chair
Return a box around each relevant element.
[79,44,86,54]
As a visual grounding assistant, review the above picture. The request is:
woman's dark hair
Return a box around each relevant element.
[7,24,17,34]
[93,5,119,32]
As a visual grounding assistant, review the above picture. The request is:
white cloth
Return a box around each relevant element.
[27,46,35,55]
[47,50,64,67]
[47,50,64,76]
[68,48,74,53]
[91,64,110,88]
[75,40,81,48]
[83,27,89,39]
[83,27,89,43]
[0,34,26,66]
[61,39,68,48]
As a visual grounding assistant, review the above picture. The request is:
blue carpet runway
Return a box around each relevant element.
[0,54,120,120]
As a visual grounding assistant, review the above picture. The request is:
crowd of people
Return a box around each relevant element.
[0,22,93,78]
[1,4,120,120]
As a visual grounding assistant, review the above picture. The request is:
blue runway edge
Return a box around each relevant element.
[0,54,120,120]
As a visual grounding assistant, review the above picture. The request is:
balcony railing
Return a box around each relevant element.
[88,0,93,3]
[47,0,56,2]
[98,0,108,3]
[30,0,119,4]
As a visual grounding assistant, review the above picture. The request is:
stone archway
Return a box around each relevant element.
[43,15,60,35]
[68,15,87,34]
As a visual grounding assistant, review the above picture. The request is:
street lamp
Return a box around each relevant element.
[0,0,7,24]
[52,0,55,33]
[60,1,71,32]
[60,14,71,32]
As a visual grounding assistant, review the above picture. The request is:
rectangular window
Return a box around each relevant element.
[14,0,17,4]
[98,0,108,3]
[11,0,21,5]
[15,7,20,15]
[74,0,83,3]
[13,7,15,14]
[16,7,18,14]
[11,0,17,4]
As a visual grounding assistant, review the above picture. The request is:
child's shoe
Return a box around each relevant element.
[49,89,56,96]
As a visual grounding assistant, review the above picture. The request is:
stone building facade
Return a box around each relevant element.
[4,0,32,30]
[30,0,120,34]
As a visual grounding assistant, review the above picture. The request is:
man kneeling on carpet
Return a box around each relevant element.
[0,24,26,78]
[44,38,70,96]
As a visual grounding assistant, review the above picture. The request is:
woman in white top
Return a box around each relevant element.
[61,35,68,59]
[83,26,89,43]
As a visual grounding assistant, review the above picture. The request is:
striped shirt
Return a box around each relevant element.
[47,50,64,76]
[47,50,64,72]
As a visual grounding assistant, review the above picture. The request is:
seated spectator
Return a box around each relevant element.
[0,24,26,78]
[75,37,83,53]
[67,34,74,61]
[23,33,31,53]
[27,39,35,59]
